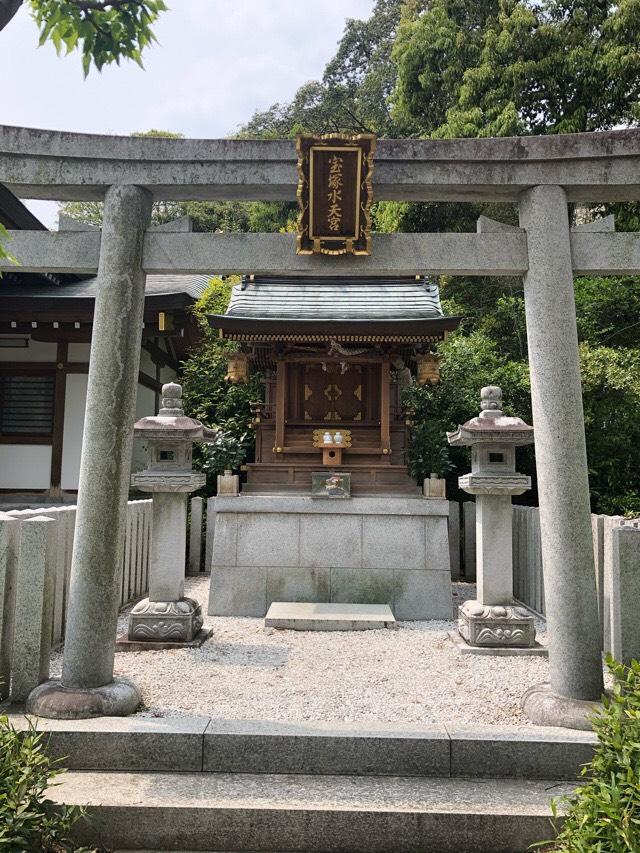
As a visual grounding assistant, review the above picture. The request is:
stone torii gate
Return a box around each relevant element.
[3,126,640,725]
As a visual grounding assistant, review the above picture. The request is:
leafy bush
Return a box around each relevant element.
[544,657,640,852]
[402,384,454,480]
[400,333,535,499]
[0,713,92,852]
[179,277,264,494]
[397,318,640,514]
[200,429,250,476]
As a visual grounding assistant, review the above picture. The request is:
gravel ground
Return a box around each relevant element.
[51,578,553,727]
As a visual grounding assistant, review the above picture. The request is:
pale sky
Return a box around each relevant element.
[1,0,375,225]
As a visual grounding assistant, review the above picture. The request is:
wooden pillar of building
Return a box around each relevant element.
[49,342,68,496]
[274,360,286,454]
[380,359,390,459]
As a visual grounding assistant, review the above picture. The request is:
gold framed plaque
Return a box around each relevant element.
[296,133,376,256]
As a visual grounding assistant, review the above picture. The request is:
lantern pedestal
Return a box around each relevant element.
[458,601,536,648]
[128,597,204,644]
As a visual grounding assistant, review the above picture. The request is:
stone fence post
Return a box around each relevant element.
[604,522,640,664]
[205,498,216,573]
[448,501,460,579]
[0,513,19,701]
[2,517,56,704]
[188,497,204,575]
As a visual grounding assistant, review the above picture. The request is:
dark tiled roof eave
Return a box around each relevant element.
[208,314,460,338]
[0,273,211,301]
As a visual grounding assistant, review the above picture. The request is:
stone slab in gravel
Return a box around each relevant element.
[265,601,397,630]
[50,578,558,727]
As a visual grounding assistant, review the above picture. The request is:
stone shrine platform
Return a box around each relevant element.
[265,601,397,631]
[207,495,452,620]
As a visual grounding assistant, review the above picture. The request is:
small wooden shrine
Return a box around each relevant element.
[209,275,459,496]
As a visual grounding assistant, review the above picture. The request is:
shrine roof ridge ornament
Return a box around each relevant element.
[2,125,640,203]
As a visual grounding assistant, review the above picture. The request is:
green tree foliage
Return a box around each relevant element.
[0,712,93,852]
[404,330,537,502]
[545,657,640,851]
[574,276,640,349]
[371,0,640,514]
[581,345,640,517]
[180,278,263,493]
[15,0,167,76]
[403,280,640,513]
[53,4,640,513]
[241,0,404,137]
[393,0,640,138]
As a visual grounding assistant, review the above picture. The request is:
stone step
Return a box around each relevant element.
[51,770,575,853]
[8,714,596,779]
[264,601,396,631]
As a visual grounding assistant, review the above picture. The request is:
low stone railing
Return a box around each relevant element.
[0,499,152,703]
[512,506,545,617]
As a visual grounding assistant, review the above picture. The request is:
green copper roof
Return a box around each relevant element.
[226,276,445,321]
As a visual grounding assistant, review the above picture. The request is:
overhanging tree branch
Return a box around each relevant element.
[65,0,146,11]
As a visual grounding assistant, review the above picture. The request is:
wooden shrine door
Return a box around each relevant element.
[301,362,367,423]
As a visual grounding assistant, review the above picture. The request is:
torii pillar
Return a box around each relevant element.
[518,186,604,727]
[27,185,152,718]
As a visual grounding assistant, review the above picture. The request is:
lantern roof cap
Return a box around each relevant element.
[447,386,534,446]
[134,382,208,439]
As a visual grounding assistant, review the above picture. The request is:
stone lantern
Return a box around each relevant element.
[447,386,536,649]
[127,382,211,644]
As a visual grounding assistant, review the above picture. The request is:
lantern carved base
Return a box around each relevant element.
[127,596,203,643]
[458,600,536,648]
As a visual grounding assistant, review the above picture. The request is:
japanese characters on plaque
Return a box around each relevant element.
[296,133,376,256]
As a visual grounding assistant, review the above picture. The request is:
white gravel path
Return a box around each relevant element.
[51,577,552,727]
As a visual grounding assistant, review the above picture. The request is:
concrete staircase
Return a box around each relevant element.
[30,716,594,852]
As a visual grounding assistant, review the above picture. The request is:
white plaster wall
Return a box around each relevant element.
[61,373,88,491]
[0,337,57,362]
[60,376,157,489]
[0,444,52,488]
[132,384,157,474]
[67,342,91,362]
